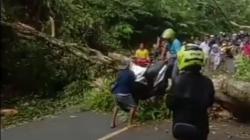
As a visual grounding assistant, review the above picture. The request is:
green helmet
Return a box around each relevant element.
[161,28,175,39]
[177,44,205,71]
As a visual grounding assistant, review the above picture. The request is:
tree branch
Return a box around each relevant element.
[230,21,250,30]
[49,16,55,37]
[211,0,250,30]
[0,21,112,63]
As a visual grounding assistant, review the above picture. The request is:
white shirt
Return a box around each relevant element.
[199,41,210,54]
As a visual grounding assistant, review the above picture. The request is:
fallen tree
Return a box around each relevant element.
[0,21,112,64]
[213,75,250,122]
[1,20,128,102]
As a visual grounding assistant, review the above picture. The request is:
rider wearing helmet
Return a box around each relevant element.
[161,28,182,79]
[177,43,205,72]
[167,44,215,140]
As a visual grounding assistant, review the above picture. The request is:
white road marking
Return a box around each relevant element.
[97,125,136,140]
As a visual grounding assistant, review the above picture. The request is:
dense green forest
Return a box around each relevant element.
[1,0,250,123]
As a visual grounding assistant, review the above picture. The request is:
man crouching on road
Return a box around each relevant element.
[110,59,138,128]
[167,44,215,140]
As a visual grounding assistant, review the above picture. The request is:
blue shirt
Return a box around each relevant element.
[168,39,182,55]
[112,69,136,95]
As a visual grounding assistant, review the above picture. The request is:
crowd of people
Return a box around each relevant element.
[134,31,250,74]
[110,28,249,140]
[197,31,250,73]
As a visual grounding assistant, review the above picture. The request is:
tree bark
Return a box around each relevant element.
[213,76,250,122]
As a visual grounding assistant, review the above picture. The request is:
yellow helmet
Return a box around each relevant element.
[161,28,175,39]
[177,44,205,71]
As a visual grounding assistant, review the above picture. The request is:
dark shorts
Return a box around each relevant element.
[115,94,138,112]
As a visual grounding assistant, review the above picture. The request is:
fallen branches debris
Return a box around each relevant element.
[0,21,112,63]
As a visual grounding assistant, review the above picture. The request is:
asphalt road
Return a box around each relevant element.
[1,112,250,140]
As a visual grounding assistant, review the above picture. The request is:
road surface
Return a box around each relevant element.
[1,112,250,140]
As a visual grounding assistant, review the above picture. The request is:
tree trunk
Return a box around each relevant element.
[213,75,250,122]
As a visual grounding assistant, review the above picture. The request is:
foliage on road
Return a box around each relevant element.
[235,56,250,82]
[83,77,116,112]
[2,93,85,128]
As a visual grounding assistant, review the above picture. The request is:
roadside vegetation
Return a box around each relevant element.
[235,56,250,82]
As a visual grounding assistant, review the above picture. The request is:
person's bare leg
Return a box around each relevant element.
[128,107,136,126]
[110,106,119,128]
[164,94,170,118]
[133,106,140,119]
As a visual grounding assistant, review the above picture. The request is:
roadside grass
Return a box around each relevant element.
[2,77,171,128]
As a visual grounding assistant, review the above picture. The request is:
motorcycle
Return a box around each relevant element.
[130,60,168,100]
